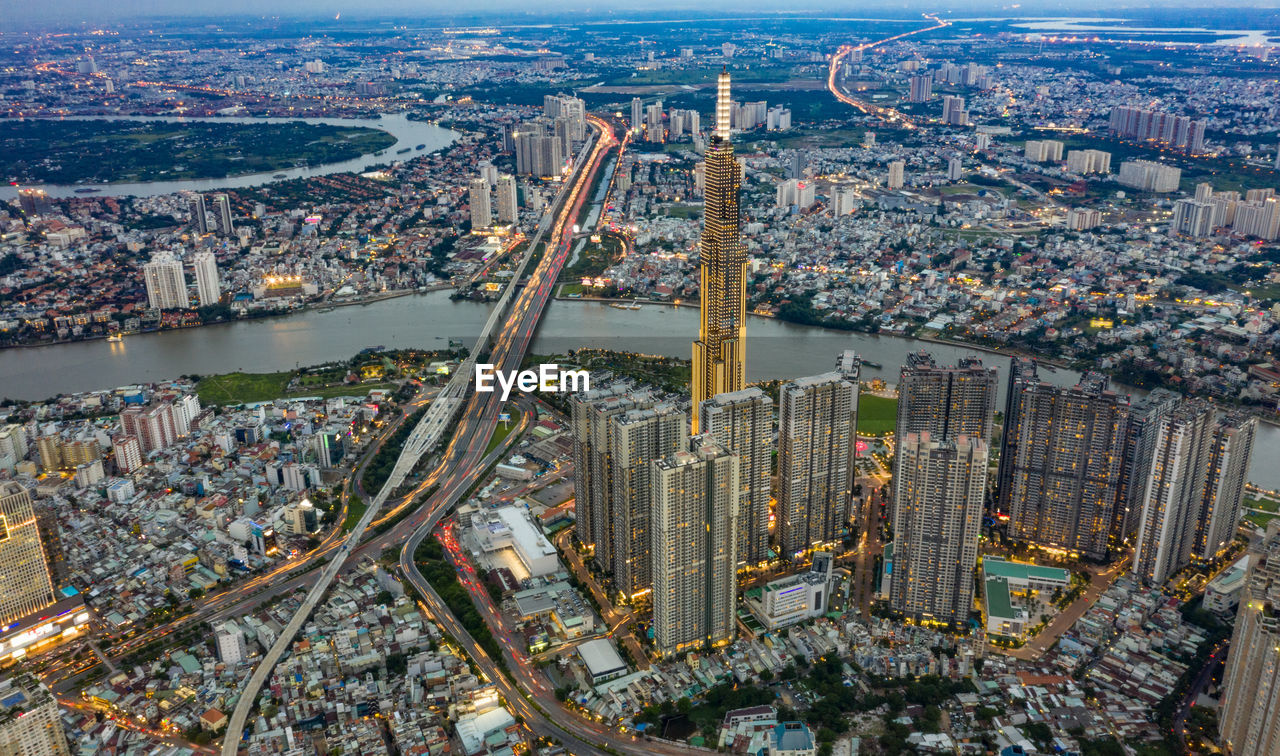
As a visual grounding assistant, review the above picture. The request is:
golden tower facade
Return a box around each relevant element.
[692,70,748,433]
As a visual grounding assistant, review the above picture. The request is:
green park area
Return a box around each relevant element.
[1244,511,1278,529]
[194,370,395,405]
[858,394,898,435]
[1,119,396,184]
[195,372,293,405]
[486,409,522,455]
[560,234,625,284]
[1242,496,1280,530]
[343,496,368,533]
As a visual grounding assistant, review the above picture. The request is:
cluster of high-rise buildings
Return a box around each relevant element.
[468,170,518,231]
[887,353,997,625]
[507,93,586,177]
[572,72,857,657]
[628,89,788,146]
[1172,184,1280,241]
[994,361,1257,585]
[571,361,858,657]
[1108,105,1208,153]
[579,69,1264,656]
[142,249,221,310]
[187,191,235,237]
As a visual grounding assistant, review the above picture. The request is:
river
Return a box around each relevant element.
[2,291,1278,487]
[0,113,457,200]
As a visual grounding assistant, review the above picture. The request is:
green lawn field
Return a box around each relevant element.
[858,394,898,435]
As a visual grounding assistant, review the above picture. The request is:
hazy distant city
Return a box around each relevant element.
[2,5,1280,756]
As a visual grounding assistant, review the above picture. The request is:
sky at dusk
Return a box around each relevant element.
[6,0,1279,26]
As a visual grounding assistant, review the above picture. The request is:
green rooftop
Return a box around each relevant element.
[985,576,1016,619]
[982,556,1069,584]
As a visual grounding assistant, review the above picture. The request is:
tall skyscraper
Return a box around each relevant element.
[187,193,209,235]
[1195,412,1258,561]
[571,385,655,571]
[0,673,69,756]
[894,351,996,523]
[142,251,190,310]
[631,97,644,133]
[700,387,773,567]
[469,177,491,231]
[651,436,739,657]
[998,365,1130,561]
[609,404,687,599]
[1114,388,1182,544]
[890,433,987,626]
[0,483,58,628]
[1220,521,1280,756]
[692,70,748,433]
[778,372,857,560]
[788,150,806,180]
[212,193,234,236]
[886,160,905,189]
[192,251,220,307]
[495,174,518,224]
[1132,400,1215,585]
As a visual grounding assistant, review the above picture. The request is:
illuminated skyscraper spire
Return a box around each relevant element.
[715,68,732,140]
[692,70,747,434]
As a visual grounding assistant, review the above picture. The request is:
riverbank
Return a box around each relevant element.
[0,285,453,353]
[4,290,1280,489]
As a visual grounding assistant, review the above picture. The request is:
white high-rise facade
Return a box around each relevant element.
[0,674,69,756]
[1220,522,1280,756]
[469,177,491,231]
[213,193,234,236]
[496,174,518,224]
[192,251,221,307]
[1132,401,1215,585]
[886,160,905,189]
[651,436,739,657]
[608,404,687,599]
[143,251,189,310]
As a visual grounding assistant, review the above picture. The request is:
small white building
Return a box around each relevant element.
[470,505,560,577]
[748,552,835,630]
[578,638,628,685]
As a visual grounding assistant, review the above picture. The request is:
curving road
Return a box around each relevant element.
[827,13,951,129]
[217,122,609,756]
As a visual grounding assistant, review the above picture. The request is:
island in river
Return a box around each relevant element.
[0,118,397,184]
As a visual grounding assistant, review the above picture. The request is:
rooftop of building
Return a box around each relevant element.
[983,557,1070,585]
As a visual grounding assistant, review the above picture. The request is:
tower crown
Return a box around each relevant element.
[716,70,732,141]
